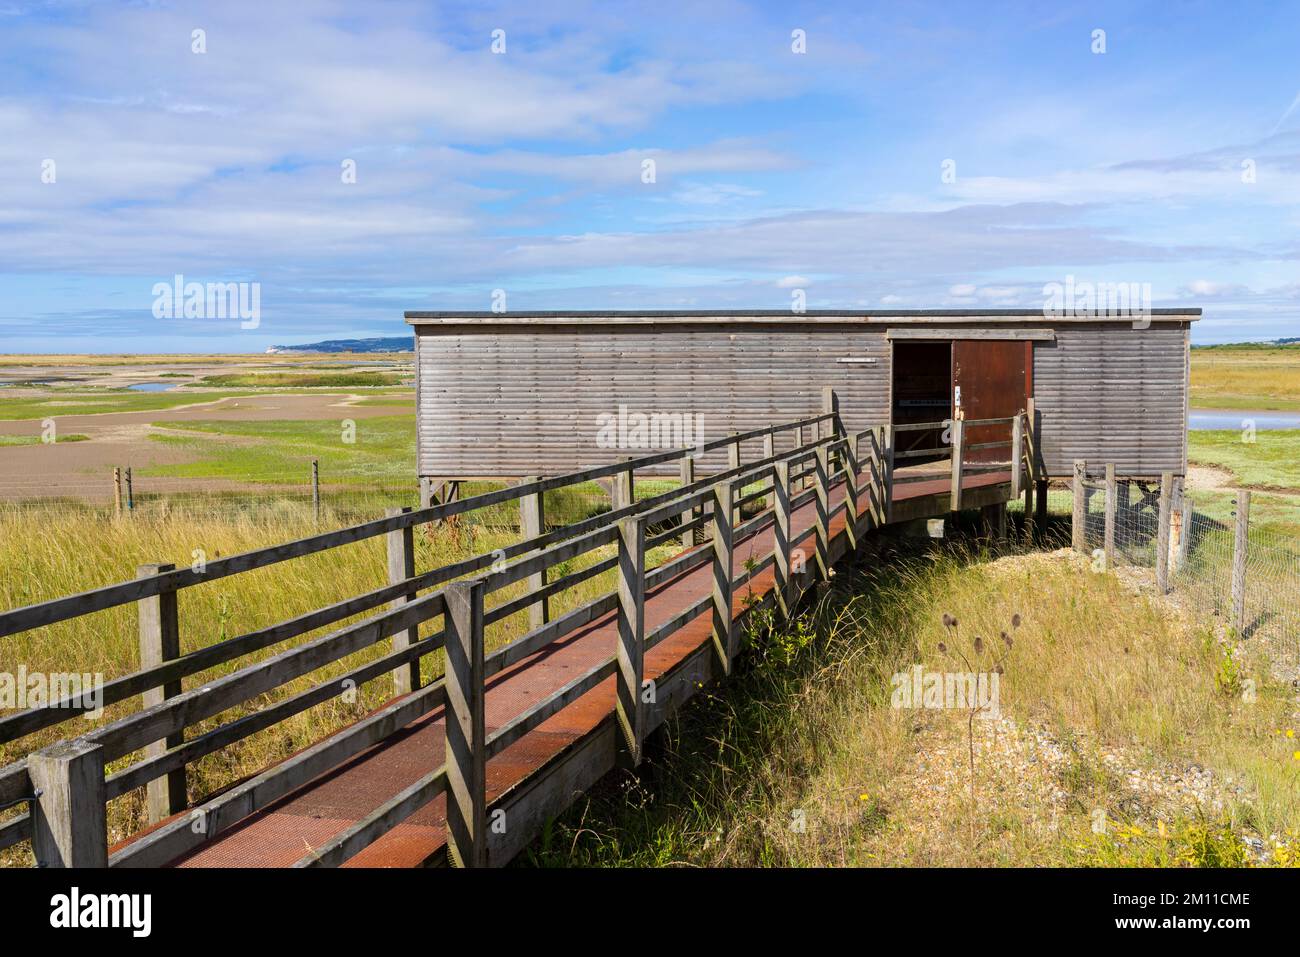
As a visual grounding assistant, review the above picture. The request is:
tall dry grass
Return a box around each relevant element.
[0,498,661,866]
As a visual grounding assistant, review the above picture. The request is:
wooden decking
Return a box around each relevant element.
[138,466,1013,868]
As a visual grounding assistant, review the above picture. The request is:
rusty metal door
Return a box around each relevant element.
[953,340,1029,464]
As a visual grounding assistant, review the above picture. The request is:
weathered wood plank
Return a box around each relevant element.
[444,579,486,868]
[136,562,187,825]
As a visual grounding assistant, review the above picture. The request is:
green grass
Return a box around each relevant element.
[0,433,89,445]
[0,389,258,420]
[1188,430,1300,491]
[144,416,418,487]
[192,372,408,388]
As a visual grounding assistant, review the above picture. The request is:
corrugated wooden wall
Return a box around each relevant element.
[416,323,890,477]
[416,318,1192,481]
[1034,322,1189,477]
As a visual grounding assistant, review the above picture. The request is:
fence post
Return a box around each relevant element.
[311,459,321,522]
[385,507,420,696]
[814,444,831,580]
[419,476,434,510]
[1178,497,1194,570]
[763,429,775,461]
[882,424,895,524]
[1103,464,1117,571]
[113,466,122,517]
[518,479,548,630]
[1071,460,1087,551]
[444,579,486,867]
[1010,415,1023,500]
[614,459,634,512]
[125,466,134,512]
[727,432,741,523]
[28,740,107,867]
[821,386,838,439]
[1230,491,1251,635]
[949,418,964,512]
[1155,472,1173,595]
[710,480,735,677]
[844,434,860,549]
[773,460,794,618]
[615,516,646,766]
[137,562,186,824]
[680,455,697,548]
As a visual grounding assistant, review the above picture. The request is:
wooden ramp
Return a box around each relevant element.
[1,407,1035,870]
[143,468,1012,868]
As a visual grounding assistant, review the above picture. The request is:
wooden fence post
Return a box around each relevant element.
[844,434,860,549]
[1103,464,1117,571]
[385,507,420,696]
[1071,460,1087,551]
[614,459,634,512]
[137,562,186,824]
[125,466,134,512]
[28,740,107,867]
[518,480,548,630]
[882,424,895,524]
[1155,472,1173,594]
[1230,491,1251,635]
[1011,414,1023,500]
[311,459,321,522]
[419,476,433,510]
[822,386,838,439]
[113,466,122,517]
[773,460,794,618]
[615,516,646,766]
[949,418,964,512]
[814,444,831,580]
[1178,497,1194,570]
[710,480,735,677]
[727,432,741,523]
[680,455,697,549]
[763,429,775,461]
[444,579,486,868]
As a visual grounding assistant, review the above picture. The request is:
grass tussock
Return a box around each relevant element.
[524,541,1300,868]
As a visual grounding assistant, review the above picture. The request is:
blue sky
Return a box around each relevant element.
[1,0,1298,351]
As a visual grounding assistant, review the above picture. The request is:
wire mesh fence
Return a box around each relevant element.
[1071,476,1298,664]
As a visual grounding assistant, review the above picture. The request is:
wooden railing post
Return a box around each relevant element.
[1010,414,1023,500]
[710,480,735,676]
[844,434,860,549]
[821,386,838,439]
[1155,472,1173,594]
[385,508,421,695]
[814,443,831,580]
[763,429,775,460]
[137,562,186,823]
[28,740,107,867]
[882,424,895,523]
[1230,491,1250,634]
[1071,460,1087,552]
[615,516,646,766]
[949,418,964,512]
[773,460,794,618]
[444,579,486,868]
[727,432,741,523]
[1103,464,1117,571]
[614,459,634,512]
[680,455,697,548]
[518,480,548,630]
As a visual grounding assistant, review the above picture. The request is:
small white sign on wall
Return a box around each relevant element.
[954,385,962,409]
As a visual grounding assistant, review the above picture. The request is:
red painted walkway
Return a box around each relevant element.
[125,468,1010,867]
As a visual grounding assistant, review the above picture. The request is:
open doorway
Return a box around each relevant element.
[891,341,951,459]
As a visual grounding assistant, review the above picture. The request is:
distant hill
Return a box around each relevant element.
[1193,337,1300,350]
[267,336,414,354]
